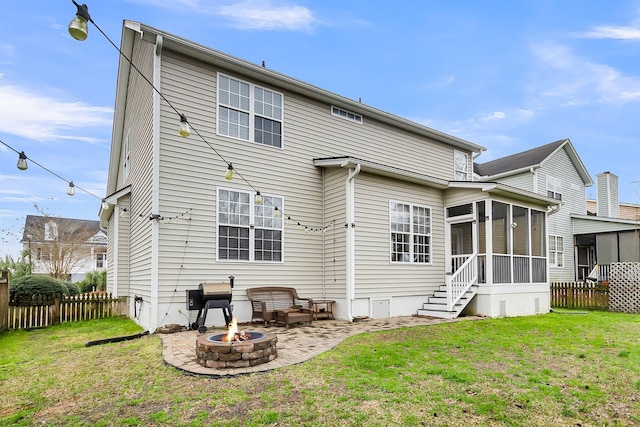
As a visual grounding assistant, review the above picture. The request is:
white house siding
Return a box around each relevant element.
[111,28,488,329]
[351,173,445,318]
[153,52,327,326]
[321,168,348,300]
[492,171,534,193]
[536,147,586,281]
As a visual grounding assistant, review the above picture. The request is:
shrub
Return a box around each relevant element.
[65,282,81,295]
[77,270,107,293]
[9,275,70,301]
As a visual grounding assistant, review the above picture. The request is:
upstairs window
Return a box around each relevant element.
[44,221,58,241]
[331,106,363,124]
[96,253,105,269]
[454,151,469,181]
[217,188,283,262]
[217,73,283,148]
[390,201,431,263]
[546,175,562,200]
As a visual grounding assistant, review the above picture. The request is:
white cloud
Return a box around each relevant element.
[481,111,506,122]
[530,41,640,105]
[129,0,315,31]
[218,1,314,31]
[0,84,112,143]
[580,25,640,40]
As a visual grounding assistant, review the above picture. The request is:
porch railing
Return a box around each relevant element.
[446,253,477,311]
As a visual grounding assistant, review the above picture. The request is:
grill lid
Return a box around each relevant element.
[199,282,232,296]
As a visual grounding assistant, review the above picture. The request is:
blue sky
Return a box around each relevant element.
[1,0,640,258]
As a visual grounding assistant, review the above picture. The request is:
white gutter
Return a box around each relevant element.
[346,163,361,322]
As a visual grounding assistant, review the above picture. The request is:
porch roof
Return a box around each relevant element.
[314,156,561,208]
[572,213,640,234]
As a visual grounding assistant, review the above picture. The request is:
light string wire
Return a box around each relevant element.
[77,2,333,232]
[1,1,332,232]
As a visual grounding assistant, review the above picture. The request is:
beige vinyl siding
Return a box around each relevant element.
[538,147,586,281]
[151,49,468,304]
[106,216,115,291]
[494,171,534,193]
[155,52,325,303]
[115,197,131,300]
[118,37,155,300]
[353,173,445,298]
[321,168,347,300]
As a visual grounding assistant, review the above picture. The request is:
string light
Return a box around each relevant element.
[7,3,324,234]
[225,163,234,181]
[68,1,91,41]
[179,114,191,137]
[17,151,28,170]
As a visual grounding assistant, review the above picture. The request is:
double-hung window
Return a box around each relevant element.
[454,151,469,181]
[390,201,431,263]
[217,73,283,148]
[546,175,562,200]
[549,235,564,267]
[217,188,283,262]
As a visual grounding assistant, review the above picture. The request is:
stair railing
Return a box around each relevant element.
[446,253,478,311]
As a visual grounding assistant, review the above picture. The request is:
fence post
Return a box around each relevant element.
[0,270,8,332]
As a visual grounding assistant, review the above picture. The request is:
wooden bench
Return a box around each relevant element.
[245,287,313,328]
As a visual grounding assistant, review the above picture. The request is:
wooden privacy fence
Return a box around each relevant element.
[8,293,128,330]
[550,281,609,310]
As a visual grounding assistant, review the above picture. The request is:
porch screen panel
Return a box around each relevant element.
[619,231,640,262]
[492,202,509,254]
[512,206,528,255]
[530,210,545,257]
[596,234,618,265]
[477,201,486,283]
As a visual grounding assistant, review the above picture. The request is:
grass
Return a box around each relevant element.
[1,312,639,426]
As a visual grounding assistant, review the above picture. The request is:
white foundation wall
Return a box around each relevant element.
[466,284,550,318]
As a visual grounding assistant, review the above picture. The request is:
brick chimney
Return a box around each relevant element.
[596,171,619,218]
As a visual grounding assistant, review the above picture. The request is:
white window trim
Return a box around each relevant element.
[331,106,363,124]
[454,150,469,181]
[389,200,432,264]
[216,72,284,149]
[216,187,284,263]
[549,235,564,267]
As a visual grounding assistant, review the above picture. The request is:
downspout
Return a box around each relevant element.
[150,34,163,333]
[346,163,361,322]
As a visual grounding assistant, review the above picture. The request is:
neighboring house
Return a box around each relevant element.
[574,172,640,282]
[475,142,640,283]
[100,21,560,332]
[20,215,107,282]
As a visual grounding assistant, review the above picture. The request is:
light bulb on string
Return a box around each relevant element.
[68,1,91,41]
[120,208,128,217]
[273,206,281,218]
[67,181,75,196]
[17,151,28,170]
[101,199,110,210]
[225,163,234,180]
[255,191,263,205]
[179,114,191,137]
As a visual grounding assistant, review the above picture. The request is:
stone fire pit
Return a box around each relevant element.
[195,332,278,369]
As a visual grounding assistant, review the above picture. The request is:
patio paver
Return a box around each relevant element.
[160,315,482,377]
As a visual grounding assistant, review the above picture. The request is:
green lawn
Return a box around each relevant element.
[1,311,639,426]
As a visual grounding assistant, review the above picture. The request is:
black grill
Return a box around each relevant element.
[187,276,234,332]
